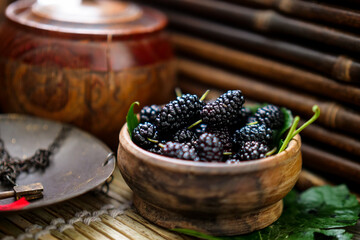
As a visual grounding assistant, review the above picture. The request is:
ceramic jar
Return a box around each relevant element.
[0,0,175,146]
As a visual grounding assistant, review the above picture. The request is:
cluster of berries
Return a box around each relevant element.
[132,90,284,163]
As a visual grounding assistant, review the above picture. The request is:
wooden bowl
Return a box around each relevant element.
[117,124,302,236]
[0,0,175,147]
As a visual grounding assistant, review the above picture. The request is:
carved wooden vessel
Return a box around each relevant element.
[118,124,302,236]
[0,0,175,146]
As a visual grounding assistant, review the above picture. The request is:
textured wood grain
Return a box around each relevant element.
[118,122,302,236]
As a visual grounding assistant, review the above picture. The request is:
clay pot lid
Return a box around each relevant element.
[5,0,167,37]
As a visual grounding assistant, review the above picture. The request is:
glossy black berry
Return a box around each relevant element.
[162,142,198,161]
[247,116,258,124]
[201,90,245,128]
[173,128,198,144]
[148,146,163,155]
[254,104,284,129]
[155,94,204,132]
[233,124,273,148]
[194,123,207,136]
[237,107,253,126]
[241,107,252,120]
[238,141,269,161]
[207,127,233,152]
[196,133,223,162]
[140,105,161,124]
[225,158,241,164]
[132,122,159,149]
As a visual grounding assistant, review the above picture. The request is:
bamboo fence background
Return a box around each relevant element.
[131,0,360,192]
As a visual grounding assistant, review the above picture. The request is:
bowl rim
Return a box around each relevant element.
[119,123,301,174]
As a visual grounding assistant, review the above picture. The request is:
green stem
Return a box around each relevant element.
[147,138,159,144]
[175,87,182,98]
[247,121,258,126]
[291,105,320,139]
[200,90,210,101]
[265,147,277,156]
[188,119,203,129]
[158,143,165,148]
[223,152,232,155]
[278,116,300,153]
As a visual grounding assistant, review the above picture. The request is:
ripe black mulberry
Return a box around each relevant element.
[201,90,245,128]
[254,104,284,129]
[196,133,224,162]
[132,122,159,149]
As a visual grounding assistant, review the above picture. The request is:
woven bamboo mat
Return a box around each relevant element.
[0,169,190,240]
[1,169,359,240]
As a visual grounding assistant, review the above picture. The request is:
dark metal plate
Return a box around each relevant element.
[0,114,115,212]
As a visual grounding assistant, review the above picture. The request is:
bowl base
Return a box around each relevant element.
[133,195,283,236]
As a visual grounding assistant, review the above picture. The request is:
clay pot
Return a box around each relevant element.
[118,124,302,236]
[0,0,175,147]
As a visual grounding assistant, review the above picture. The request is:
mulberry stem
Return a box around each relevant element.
[200,90,210,101]
[278,116,300,153]
[223,152,232,155]
[147,138,159,144]
[175,87,182,97]
[247,121,258,126]
[265,147,277,156]
[188,119,203,129]
[291,105,320,139]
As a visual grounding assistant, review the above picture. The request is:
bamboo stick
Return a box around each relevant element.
[20,212,48,227]
[31,208,58,225]
[301,122,360,158]
[227,0,360,28]
[302,144,360,185]
[49,230,73,240]
[73,222,111,240]
[100,215,149,240]
[115,215,167,240]
[302,0,360,8]
[61,228,90,240]
[0,218,24,236]
[165,11,360,83]
[297,169,360,202]
[296,169,331,191]
[5,215,33,235]
[145,0,360,55]
[125,209,186,240]
[172,33,360,106]
[275,0,360,28]
[178,58,360,136]
[88,221,130,240]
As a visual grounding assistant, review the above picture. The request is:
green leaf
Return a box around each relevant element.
[126,101,140,139]
[173,185,360,240]
[271,107,293,150]
[277,108,293,145]
[245,103,267,114]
